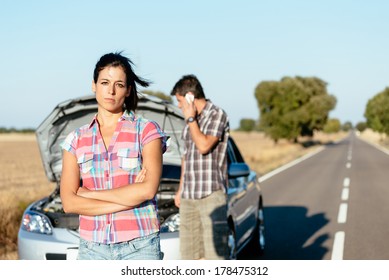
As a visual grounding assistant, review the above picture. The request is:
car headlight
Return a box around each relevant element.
[21,211,53,235]
[160,213,180,233]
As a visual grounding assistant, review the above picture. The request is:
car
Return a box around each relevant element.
[17,94,265,260]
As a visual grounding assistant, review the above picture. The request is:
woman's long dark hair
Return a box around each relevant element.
[93,51,150,111]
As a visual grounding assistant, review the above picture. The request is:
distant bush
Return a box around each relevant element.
[323,119,341,133]
[238,118,256,132]
[356,122,367,132]
[341,121,353,131]
[0,127,35,133]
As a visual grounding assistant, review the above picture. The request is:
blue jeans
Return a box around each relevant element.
[77,232,162,260]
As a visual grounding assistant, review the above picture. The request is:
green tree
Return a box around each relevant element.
[255,76,336,142]
[323,118,341,133]
[238,118,256,132]
[356,122,367,132]
[255,81,285,142]
[364,87,389,135]
[341,121,353,131]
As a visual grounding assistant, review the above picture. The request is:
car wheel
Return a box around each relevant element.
[227,226,237,260]
[250,200,265,255]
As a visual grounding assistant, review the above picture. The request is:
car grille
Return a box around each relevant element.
[46,253,66,260]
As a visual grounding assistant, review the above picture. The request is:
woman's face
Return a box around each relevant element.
[92,66,130,114]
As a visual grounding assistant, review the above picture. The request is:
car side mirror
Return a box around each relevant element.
[228,162,250,178]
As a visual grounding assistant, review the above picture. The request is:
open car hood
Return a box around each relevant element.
[36,94,185,183]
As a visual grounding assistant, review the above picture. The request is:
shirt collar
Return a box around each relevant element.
[198,99,212,119]
[88,110,135,128]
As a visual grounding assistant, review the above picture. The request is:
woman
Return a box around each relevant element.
[60,52,167,260]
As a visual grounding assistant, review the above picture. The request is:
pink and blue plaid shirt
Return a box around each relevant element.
[61,110,167,244]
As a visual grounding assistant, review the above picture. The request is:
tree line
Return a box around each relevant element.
[0,127,35,133]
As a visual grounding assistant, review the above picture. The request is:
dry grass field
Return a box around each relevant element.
[0,133,55,260]
[0,129,380,260]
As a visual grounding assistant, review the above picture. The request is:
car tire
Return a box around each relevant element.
[249,199,265,255]
[227,225,237,260]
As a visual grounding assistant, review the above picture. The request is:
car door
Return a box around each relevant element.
[227,137,258,248]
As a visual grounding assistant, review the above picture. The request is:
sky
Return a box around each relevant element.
[1,0,388,130]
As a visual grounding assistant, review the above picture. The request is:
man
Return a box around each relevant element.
[171,74,230,260]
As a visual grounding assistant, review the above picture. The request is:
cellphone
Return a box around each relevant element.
[185,93,194,104]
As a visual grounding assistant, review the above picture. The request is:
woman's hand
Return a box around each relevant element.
[135,168,147,183]
[174,191,181,208]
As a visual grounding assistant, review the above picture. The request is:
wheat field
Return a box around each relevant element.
[0,133,55,259]
[0,130,366,260]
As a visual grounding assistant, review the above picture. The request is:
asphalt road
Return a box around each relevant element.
[238,131,389,260]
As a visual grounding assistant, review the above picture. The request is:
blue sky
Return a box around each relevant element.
[1,0,388,129]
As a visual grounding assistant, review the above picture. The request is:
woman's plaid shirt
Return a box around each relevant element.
[61,111,167,244]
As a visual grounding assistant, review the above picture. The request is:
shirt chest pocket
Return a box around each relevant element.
[77,153,94,173]
[117,148,140,172]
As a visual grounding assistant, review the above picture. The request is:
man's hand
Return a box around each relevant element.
[181,92,197,120]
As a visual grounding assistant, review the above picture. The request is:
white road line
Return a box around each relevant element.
[331,145,350,260]
[337,203,348,223]
[331,231,345,260]
[341,188,349,201]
